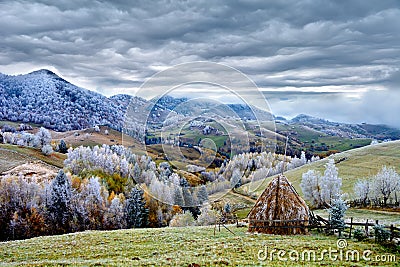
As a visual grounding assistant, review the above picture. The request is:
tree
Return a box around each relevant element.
[173,186,184,206]
[125,187,148,228]
[81,177,107,230]
[58,140,68,153]
[182,187,194,207]
[195,185,208,205]
[196,205,218,226]
[169,211,195,227]
[320,158,342,205]
[47,170,72,234]
[300,170,323,208]
[41,144,53,155]
[230,169,242,188]
[353,179,371,205]
[104,195,126,229]
[328,198,348,236]
[371,166,399,206]
[36,127,51,148]
[300,151,307,165]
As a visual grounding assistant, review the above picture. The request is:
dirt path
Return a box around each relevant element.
[229,190,257,203]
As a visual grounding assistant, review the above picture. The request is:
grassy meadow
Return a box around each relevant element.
[0,226,398,266]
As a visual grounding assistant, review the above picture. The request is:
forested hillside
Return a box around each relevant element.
[0,70,131,131]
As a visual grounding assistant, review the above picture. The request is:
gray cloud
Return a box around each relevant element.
[0,0,399,126]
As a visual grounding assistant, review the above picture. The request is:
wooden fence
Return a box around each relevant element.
[349,197,399,208]
[339,218,400,241]
[243,216,400,242]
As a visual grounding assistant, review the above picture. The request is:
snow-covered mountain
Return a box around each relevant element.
[0,69,131,131]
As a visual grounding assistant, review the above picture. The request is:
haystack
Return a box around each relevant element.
[248,174,309,235]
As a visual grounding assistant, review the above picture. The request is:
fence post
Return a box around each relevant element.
[365,219,369,236]
[349,217,353,239]
[390,225,394,241]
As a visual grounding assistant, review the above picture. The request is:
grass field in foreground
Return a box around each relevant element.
[0,226,398,266]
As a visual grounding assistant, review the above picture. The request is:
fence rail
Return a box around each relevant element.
[244,217,400,241]
[349,197,400,208]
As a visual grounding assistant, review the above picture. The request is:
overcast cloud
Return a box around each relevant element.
[0,0,399,126]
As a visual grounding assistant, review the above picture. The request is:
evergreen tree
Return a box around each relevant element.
[196,185,208,205]
[47,170,72,234]
[58,140,68,153]
[173,186,184,206]
[328,198,348,236]
[182,187,194,207]
[125,187,148,228]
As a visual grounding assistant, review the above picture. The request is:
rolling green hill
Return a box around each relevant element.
[238,140,400,199]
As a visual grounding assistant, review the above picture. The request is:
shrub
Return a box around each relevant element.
[353,228,366,241]
[169,211,195,227]
[374,224,390,243]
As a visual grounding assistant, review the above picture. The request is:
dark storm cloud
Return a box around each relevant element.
[0,0,399,126]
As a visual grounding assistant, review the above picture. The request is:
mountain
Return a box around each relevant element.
[1,69,399,144]
[288,114,400,140]
[0,69,130,131]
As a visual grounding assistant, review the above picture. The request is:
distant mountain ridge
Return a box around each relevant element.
[286,114,400,140]
[0,69,399,142]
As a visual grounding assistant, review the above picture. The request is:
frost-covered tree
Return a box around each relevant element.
[371,166,399,206]
[36,127,51,148]
[182,187,194,207]
[328,198,348,236]
[321,158,342,205]
[80,177,108,229]
[300,170,323,208]
[300,151,307,165]
[169,211,195,227]
[173,186,184,206]
[47,170,72,234]
[230,169,242,188]
[196,205,218,226]
[104,195,126,229]
[195,185,208,205]
[125,187,148,228]
[301,159,342,207]
[353,179,371,205]
[41,144,53,155]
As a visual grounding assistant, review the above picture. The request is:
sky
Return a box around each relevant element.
[0,0,399,127]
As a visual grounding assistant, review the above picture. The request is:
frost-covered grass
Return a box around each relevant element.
[0,144,66,168]
[0,226,398,266]
[0,147,32,173]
